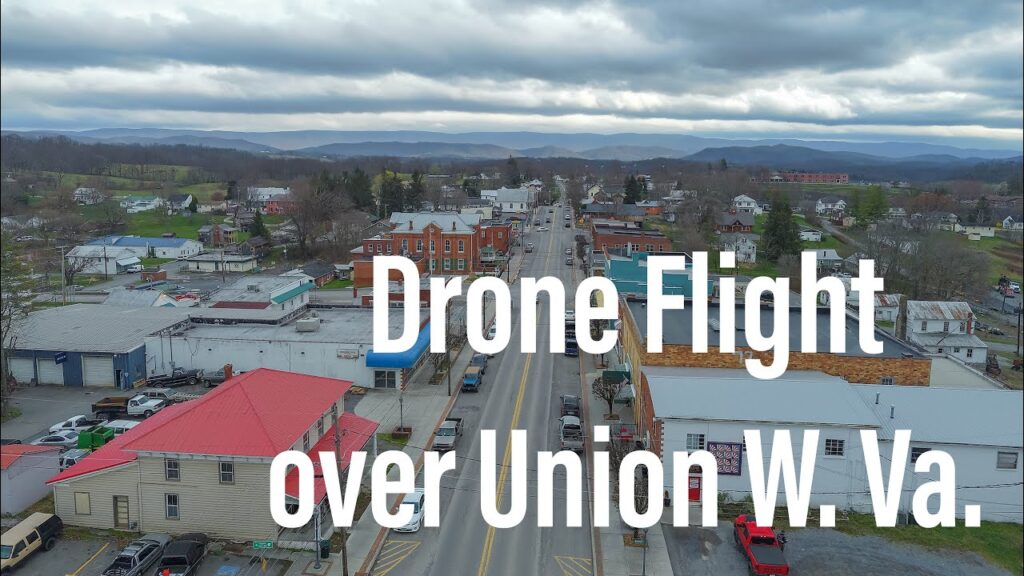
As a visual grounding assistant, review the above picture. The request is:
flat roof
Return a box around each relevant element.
[625,299,921,358]
[12,304,190,353]
[855,385,1023,448]
[179,307,427,345]
[645,367,879,428]
[209,275,301,302]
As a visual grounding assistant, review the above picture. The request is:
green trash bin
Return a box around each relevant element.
[319,539,330,559]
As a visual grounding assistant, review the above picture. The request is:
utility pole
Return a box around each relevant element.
[446,302,452,396]
[59,245,67,305]
[332,403,350,576]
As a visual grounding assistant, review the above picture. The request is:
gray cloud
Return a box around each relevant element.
[0,0,1020,148]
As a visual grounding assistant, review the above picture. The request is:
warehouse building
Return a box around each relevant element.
[8,305,190,388]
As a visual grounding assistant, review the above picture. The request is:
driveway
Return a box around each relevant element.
[9,536,119,576]
[3,385,105,442]
[663,522,1010,576]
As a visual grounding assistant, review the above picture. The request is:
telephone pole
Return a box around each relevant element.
[333,403,350,576]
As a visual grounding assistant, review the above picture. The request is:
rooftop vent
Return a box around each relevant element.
[247,283,260,292]
[296,317,321,332]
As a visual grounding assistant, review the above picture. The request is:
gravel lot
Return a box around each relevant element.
[663,523,1011,576]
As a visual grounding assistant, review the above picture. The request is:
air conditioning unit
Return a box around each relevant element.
[295,317,321,332]
[247,284,260,292]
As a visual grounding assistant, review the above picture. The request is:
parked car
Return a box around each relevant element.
[139,388,200,404]
[123,264,143,274]
[101,533,171,576]
[92,394,166,418]
[32,430,80,449]
[470,353,489,374]
[560,395,581,418]
[156,533,208,576]
[431,418,463,452]
[525,243,534,253]
[462,366,483,392]
[59,448,91,471]
[564,337,579,357]
[564,309,575,322]
[0,513,63,573]
[733,515,789,575]
[393,489,425,533]
[558,416,584,452]
[564,222,571,228]
[49,415,106,434]
[147,368,204,388]
[564,248,572,255]
[1011,281,1021,293]
[0,439,22,445]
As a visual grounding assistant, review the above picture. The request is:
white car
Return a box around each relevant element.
[565,309,575,322]
[393,489,425,533]
[537,226,548,231]
[33,430,79,448]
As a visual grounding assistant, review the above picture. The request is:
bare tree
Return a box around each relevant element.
[1,234,32,413]
[592,374,628,417]
[287,175,346,256]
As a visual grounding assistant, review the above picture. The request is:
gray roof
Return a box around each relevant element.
[481,187,530,203]
[908,332,988,349]
[209,275,302,302]
[718,232,759,244]
[855,385,1023,447]
[645,368,880,428]
[906,300,975,321]
[66,245,137,260]
[180,308,426,345]
[11,304,189,353]
[389,212,481,233]
[624,299,920,358]
[718,211,755,226]
[813,248,842,261]
[103,288,166,307]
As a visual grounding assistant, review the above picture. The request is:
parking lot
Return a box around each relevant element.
[663,522,1011,576]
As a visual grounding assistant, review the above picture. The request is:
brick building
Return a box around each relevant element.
[717,211,754,233]
[781,172,849,184]
[351,212,513,287]
[591,224,671,254]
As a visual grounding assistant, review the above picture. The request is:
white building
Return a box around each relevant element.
[145,308,429,391]
[1,445,61,515]
[645,368,1023,523]
[816,197,847,215]
[120,196,163,214]
[65,245,141,275]
[799,228,823,242]
[84,235,203,260]
[732,194,761,214]
[73,187,103,205]
[905,301,988,366]
[206,275,313,312]
[183,252,259,273]
[717,233,759,264]
[480,187,534,214]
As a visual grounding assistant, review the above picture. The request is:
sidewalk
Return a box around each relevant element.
[585,368,674,576]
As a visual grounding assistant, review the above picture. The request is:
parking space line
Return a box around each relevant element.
[372,540,421,576]
[68,542,109,576]
[554,555,593,576]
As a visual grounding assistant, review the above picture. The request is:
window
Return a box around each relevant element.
[416,240,424,252]
[937,347,944,354]
[443,258,451,270]
[401,239,409,253]
[457,259,466,271]
[953,347,961,353]
[367,244,375,254]
[458,240,465,253]
[165,494,179,519]
[997,451,1019,470]
[920,321,927,331]
[824,438,845,457]
[966,348,974,358]
[165,458,180,481]
[378,243,384,253]
[317,417,324,437]
[646,244,654,252]
[445,239,451,252]
[880,376,895,386]
[685,433,705,451]
[374,370,397,389]
[74,492,91,515]
[429,240,436,253]
[303,432,310,452]
[498,232,503,239]
[910,447,929,464]
[943,321,950,332]
[959,321,966,332]
[386,244,392,254]
[219,462,235,484]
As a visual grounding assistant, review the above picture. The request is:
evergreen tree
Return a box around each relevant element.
[506,156,521,187]
[378,170,405,216]
[346,167,374,210]
[623,174,643,203]
[864,185,888,222]
[249,210,270,239]
[762,195,801,261]
[408,170,426,210]
[462,177,479,198]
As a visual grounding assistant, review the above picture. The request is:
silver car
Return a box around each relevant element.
[101,533,171,576]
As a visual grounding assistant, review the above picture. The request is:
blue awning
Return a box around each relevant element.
[365,323,431,369]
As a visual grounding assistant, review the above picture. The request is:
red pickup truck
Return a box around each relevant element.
[733,515,790,575]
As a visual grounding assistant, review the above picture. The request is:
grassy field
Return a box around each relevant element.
[963,234,1024,284]
[124,211,220,239]
[179,182,226,202]
[836,513,1023,576]
[320,278,353,289]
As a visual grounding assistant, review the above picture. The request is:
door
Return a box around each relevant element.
[83,355,115,387]
[36,357,64,385]
[8,357,34,384]
[113,496,129,528]
[688,476,702,502]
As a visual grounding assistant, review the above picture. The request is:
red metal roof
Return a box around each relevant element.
[50,369,363,484]
[121,368,353,457]
[1,444,61,470]
[210,301,271,309]
[284,412,379,502]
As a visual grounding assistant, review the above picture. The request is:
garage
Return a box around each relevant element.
[82,355,115,387]
[36,357,65,385]
[8,357,35,384]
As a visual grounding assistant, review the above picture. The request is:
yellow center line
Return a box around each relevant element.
[68,542,109,576]
[477,208,558,576]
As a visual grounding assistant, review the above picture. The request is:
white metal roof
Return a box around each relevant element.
[645,367,879,428]
[11,304,190,353]
[855,385,1023,448]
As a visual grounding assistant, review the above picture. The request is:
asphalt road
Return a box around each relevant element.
[373,206,594,576]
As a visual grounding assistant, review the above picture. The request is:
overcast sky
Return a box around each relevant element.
[2,0,1021,149]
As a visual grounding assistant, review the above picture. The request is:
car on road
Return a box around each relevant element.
[560,395,581,418]
[0,513,63,573]
[0,439,22,445]
[101,533,171,576]
[564,248,572,255]
[525,243,534,253]
[537,226,548,231]
[545,217,551,223]
[565,256,574,265]
[393,489,426,533]
[462,366,483,392]
[733,515,789,575]
[156,533,208,576]
[431,418,463,452]
[32,431,80,449]
[564,222,571,228]
[564,309,575,322]
[471,353,489,374]
[558,416,584,452]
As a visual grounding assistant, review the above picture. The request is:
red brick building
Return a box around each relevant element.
[781,172,849,184]
[591,224,671,254]
[351,213,513,287]
[717,211,754,233]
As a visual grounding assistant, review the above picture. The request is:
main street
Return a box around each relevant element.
[372,205,594,576]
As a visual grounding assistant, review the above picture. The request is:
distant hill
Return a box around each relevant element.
[298,141,518,159]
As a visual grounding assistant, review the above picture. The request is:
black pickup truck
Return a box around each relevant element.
[146,368,204,388]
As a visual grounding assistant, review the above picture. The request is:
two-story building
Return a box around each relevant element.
[48,369,379,541]
[84,235,203,260]
[479,187,534,214]
[591,225,671,254]
[717,233,759,264]
[816,197,848,215]
[904,301,988,366]
[732,194,761,214]
[716,211,754,233]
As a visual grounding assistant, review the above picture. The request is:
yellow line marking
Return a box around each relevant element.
[68,542,109,576]
[372,540,421,576]
[555,555,594,576]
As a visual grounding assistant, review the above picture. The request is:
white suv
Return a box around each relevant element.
[393,489,425,533]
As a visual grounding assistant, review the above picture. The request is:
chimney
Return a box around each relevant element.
[452,220,456,231]
[408,220,413,230]
[967,312,974,334]
[889,405,895,419]
[875,392,880,405]
[895,296,908,340]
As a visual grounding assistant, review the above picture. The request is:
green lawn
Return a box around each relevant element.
[124,211,222,239]
[320,278,353,289]
[836,513,1023,576]
[179,182,226,202]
